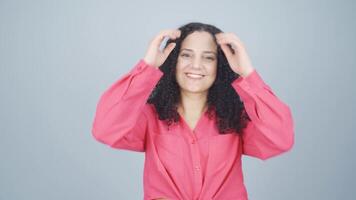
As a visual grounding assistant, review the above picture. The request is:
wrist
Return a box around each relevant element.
[240,67,254,78]
[143,58,156,68]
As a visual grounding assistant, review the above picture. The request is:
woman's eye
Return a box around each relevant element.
[205,57,215,60]
[181,53,190,57]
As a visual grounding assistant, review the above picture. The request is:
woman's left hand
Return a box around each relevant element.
[215,32,255,77]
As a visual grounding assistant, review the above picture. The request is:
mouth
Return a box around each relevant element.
[185,73,205,80]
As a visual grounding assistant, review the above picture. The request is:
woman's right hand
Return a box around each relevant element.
[143,29,181,68]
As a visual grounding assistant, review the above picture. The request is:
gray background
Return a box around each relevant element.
[1,0,355,199]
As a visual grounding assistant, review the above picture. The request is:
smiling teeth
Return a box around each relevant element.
[186,73,204,78]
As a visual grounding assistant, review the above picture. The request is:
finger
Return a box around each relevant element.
[219,32,238,40]
[215,32,229,40]
[153,30,180,47]
[216,37,230,45]
[220,43,233,58]
[158,29,181,41]
[228,33,243,43]
[215,32,225,38]
[225,33,245,48]
[216,38,236,51]
[216,32,244,46]
[163,42,176,58]
[217,37,243,51]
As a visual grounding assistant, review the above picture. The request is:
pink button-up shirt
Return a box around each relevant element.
[91,59,295,200]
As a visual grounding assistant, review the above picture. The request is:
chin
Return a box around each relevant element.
[176,77,214,93]
[180,85,210,94]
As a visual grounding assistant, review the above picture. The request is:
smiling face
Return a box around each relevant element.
[176,31,218,95]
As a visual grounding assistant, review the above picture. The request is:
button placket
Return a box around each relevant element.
[190,130,203,196]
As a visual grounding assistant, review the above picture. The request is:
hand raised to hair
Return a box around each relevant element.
[143,29,181,68]
[215,32,255,77]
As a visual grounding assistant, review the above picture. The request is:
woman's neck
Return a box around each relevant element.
[178,91,208,117]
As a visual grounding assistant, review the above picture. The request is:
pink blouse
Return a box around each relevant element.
[91,59,295,200]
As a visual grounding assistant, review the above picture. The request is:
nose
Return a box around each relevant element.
[191,57,203,69]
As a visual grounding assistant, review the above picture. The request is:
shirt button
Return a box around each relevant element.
[195,166,200,170]
[191,138,196,144]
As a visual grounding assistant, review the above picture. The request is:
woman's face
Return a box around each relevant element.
[176,31,218,95]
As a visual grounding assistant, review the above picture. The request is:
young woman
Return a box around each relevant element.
[91,22,294,200]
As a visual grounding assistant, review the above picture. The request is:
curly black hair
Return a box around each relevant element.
[147,22,251,135]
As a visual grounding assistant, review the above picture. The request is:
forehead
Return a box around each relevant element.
[180,31,217,52]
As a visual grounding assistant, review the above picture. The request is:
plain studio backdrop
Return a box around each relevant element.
[1,0,355,199]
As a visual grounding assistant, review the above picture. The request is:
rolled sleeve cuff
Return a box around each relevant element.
[231,69,269,101]
[129,59,164,78]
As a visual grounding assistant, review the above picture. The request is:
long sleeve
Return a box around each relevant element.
[231,69,295,161]
[91,59,163,152]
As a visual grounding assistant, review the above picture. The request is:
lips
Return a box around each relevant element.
[185,73,205,79]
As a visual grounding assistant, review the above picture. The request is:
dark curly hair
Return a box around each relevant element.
[147,22,251,135]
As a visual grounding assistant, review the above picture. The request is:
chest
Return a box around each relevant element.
[184,117,200,132]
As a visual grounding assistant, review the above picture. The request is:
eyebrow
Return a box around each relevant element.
[180,48,217,55]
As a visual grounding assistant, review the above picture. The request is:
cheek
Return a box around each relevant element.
[177,57,189,65]
[207,74,217,85]
[206,66,217,85]
[175,65,183,78]
[207,64,217,77]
